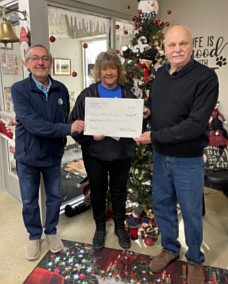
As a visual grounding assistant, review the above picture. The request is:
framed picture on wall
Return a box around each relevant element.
[0,43,13,50]
[1,54,18,74]
[53,58,71,75]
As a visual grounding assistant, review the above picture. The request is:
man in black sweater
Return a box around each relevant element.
[135,25,219,284]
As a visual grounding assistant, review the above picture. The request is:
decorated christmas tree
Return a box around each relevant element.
[123,0,171,208]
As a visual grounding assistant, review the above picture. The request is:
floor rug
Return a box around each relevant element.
[24,240,228,284]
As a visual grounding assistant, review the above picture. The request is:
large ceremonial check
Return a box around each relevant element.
[84,97,144,138]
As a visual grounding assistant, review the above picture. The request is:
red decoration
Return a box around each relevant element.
[123,30,128,35]
[160,22,166,28]
[49,36,56,43]
[0,121,13,139]
[166,22,170,27]
[126,5,131,11]
[128,72,135,80]
[208,103,228,147]
[71,71,78,77]
[83,42,88,49]
[131,16,138,23]
[115,24,120,30]
[25,268,64,283]
[79,273,86,279]
[167,9,172,15]
[134,22,141,30]
[144,236,153,246]
[154,18,160,25]
[115,50,120,55]
[136,63,150,82]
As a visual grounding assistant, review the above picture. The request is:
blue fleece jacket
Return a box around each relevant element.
[11,74,71,166]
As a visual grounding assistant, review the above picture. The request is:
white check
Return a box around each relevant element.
[84,97,144,138]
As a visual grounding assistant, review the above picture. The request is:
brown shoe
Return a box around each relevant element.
[187,262,205,284]
[149,249,179,273]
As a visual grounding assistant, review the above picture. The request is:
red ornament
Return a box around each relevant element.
[167,9,172,15]
[115,24,120,30]
[79,273,86,279]
[71,71,77,77]
[83,42,88,49]
[153,18,160,25]
[160,21,166,28]
[49,35,56,43]
[166,22,170,27]
[144,236,154,246]
[123,30,128,35]
[115,50,120,55]
[134,22,141,30]
[128,72,134,80]
[126,5,130,11]
[131,16,138,22]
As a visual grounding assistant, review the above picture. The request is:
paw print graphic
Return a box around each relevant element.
[216,56,227,67]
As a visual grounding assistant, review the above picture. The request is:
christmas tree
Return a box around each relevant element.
[122,1,171,209]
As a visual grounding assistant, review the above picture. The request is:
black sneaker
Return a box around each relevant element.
[115,227,131,249]
[93,230,105,251]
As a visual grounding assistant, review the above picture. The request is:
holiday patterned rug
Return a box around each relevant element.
[23,240,228,284]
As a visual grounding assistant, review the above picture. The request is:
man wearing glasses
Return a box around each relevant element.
[11,44,84,261]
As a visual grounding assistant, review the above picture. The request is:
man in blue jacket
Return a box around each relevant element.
[11,44,84,260]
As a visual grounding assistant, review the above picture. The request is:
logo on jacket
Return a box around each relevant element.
[58,98,63,105]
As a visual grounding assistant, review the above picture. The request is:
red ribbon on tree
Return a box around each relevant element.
[136,63,150,82]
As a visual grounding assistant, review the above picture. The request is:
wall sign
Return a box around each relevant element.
[193,36,228,70]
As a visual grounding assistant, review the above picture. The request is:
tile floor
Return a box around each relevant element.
[0,187,227,284]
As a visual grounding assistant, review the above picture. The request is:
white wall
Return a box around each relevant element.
[159,0,228,123]
[51,37,83,109]
[46,0,138,20]
[73,0,138,16]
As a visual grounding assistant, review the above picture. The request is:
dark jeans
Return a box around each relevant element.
[82,154,132,227]
[16,161,62,240]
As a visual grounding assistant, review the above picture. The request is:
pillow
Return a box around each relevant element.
[204,146,228,170]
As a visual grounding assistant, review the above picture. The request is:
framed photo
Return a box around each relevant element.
[1,54,18,74]
[53,58,71,75]
[0,43,13,50]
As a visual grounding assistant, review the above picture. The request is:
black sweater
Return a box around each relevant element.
[150,60,219,157]
[70,83,136,161]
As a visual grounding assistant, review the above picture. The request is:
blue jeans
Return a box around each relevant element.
[153,151,205,264]
[16,161,62,240]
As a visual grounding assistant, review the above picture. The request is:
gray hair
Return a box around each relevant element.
[25,44,52,61]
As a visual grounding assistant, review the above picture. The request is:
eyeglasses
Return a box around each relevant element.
[28,56,50,63]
